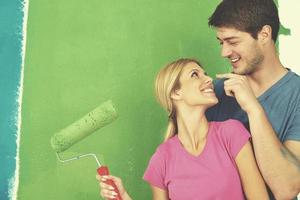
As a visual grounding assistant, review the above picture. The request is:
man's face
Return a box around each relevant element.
[216,27,264,75]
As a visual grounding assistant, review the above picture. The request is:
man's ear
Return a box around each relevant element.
[258,25,272,44]
[171,89,182,100]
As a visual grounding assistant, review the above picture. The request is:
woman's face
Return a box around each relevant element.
[174,62,218,108]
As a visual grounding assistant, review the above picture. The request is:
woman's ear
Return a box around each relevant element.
[171,89,182,100]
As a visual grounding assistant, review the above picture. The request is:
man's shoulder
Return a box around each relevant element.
[277,71,300,95]
[285,70,300,86]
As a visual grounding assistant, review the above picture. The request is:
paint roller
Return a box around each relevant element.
[50,100,122,200]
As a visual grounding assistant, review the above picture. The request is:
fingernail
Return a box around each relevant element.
[109,186,114,190]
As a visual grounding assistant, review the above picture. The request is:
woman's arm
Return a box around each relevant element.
[235,141,269,200]
[96,175,132,200]
[97,176,169,200]
[150,185,169,200]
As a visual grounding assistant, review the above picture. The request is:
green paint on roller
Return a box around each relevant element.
[50,100,118,153]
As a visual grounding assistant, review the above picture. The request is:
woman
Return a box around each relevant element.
[97,58,269,200]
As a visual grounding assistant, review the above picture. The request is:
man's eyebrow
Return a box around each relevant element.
[217,36,239,41]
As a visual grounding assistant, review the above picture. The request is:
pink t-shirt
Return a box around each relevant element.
[143,119,250,200]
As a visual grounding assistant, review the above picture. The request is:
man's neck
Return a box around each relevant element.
[247,56,288,97]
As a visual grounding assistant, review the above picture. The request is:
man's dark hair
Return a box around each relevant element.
[208,0,280,42]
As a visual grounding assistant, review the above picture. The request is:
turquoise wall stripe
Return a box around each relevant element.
[0,0,24,199]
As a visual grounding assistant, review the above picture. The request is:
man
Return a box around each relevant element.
[206,0,300,199]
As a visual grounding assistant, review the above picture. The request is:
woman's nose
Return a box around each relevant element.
[204,75,213,83]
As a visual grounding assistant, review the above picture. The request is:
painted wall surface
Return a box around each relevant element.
[17,1,228,199]
[1,0,300,200]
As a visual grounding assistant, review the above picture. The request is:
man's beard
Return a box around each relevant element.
[235,49,264,75]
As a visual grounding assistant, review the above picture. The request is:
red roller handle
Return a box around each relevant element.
[97,166,122,200]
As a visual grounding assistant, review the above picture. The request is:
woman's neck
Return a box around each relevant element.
[176,108,209,152]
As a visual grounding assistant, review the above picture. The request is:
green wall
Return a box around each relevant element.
[19,0,228,199]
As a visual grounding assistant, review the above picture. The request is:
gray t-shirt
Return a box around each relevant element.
[206,70,300,200]
[206,70,300,142]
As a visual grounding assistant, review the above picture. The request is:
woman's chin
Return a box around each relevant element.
[206,98,219,108]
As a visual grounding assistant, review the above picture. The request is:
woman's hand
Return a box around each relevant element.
[96,174,132,200]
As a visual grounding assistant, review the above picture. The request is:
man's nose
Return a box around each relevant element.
[221,44,232,58]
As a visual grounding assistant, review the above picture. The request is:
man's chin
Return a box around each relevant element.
[231,67,247,75]
[231,68,242,75]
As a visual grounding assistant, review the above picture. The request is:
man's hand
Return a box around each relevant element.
[216,73,260,113]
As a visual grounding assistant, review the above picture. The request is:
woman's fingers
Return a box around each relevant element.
[100,180,115,190]
[100,185,118,199]
[97,174,123,199]
[102,175,125,194]
[99,181,118,199]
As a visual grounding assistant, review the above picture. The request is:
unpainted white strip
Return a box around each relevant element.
[278,1,300,198]
[10,0,29,199]
[278,0,300,74]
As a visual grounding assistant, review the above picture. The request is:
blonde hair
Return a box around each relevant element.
[155,58,202,141]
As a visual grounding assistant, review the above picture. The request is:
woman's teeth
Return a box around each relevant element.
[203,88,214,93]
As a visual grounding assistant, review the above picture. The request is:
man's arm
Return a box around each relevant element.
[248,105,300,200]
[217,73,300,199]
[284,140,300,172]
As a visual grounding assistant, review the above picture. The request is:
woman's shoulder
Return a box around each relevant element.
[210,119,251,158]
[210,119,249,139]
[154,135,178,156]
[158,135,178,149]
[211,119,245,130]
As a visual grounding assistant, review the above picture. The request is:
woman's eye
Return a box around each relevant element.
[191,72,198,77]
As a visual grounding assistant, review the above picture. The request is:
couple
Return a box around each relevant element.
[98,0,300,199]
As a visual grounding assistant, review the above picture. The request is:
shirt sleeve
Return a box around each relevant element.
[222,119,251,158]
[206,80,224,121]
[285,102,300,141]
[143,148,167,190]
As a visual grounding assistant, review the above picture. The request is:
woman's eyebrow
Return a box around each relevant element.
[190,68,201,73]
[189,68,207,75]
